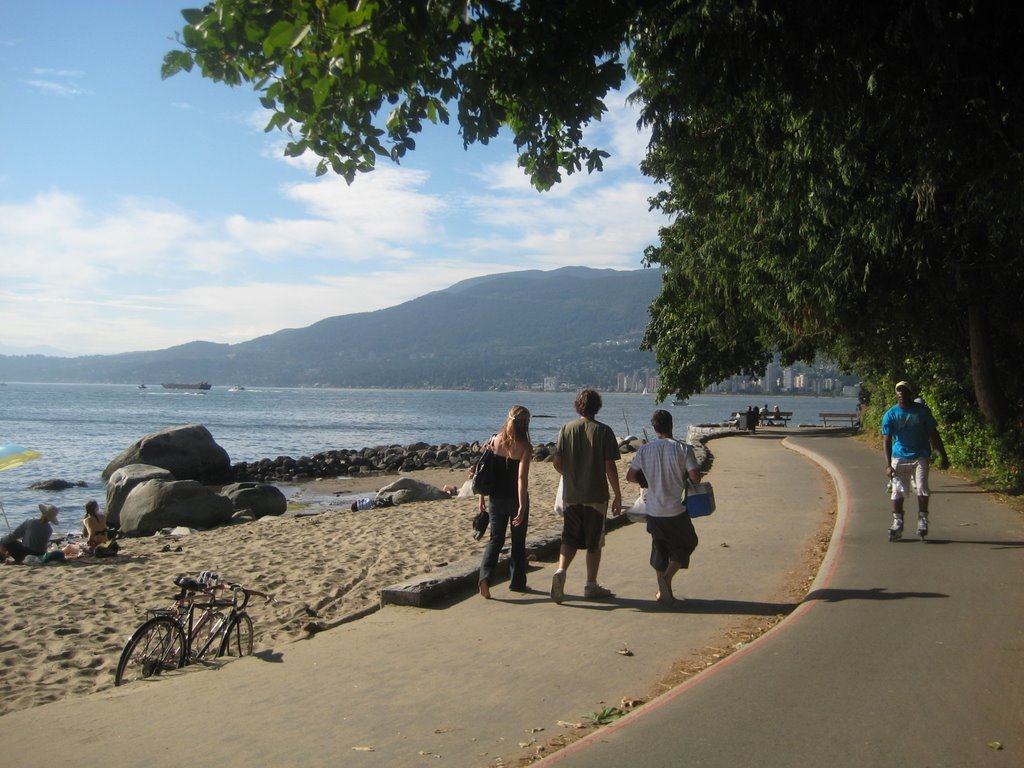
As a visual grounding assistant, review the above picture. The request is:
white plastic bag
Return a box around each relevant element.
[626,489,648,523]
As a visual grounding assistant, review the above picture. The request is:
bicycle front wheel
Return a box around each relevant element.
[115,616,186,686]
[219,612,254,657]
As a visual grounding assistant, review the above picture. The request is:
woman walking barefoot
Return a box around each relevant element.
[477,406,532,598]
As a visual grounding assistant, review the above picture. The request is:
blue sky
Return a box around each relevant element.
[0,1,666,357]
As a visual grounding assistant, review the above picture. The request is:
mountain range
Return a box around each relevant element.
[0,267,664,390]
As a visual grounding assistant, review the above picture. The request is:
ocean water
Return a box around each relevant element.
[0,382,858,535]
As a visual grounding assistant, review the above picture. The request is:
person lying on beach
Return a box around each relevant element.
[350,496,395,511]
[1,503,59,564]
[375,477,459,506]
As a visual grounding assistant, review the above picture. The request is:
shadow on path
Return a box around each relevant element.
[917,538,1024,548]
[806,587,948,602]
[644,597,798,616]
[487,596,799,617]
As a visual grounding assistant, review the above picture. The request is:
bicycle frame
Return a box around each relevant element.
[160,580,263,661]
[116,575,271,686]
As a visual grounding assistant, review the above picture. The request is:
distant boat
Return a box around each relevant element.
[161,382,212,391]
[228,385,246,392]
[138,383,147,389]
[642,386,649,396]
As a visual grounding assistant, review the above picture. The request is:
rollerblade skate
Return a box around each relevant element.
[888,514,904,542]
[917,514,929,541]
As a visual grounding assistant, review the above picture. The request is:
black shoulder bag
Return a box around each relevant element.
[471,439,498,496]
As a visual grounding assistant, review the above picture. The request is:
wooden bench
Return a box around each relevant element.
[727,411,793,428]
[760,411,793,427]
[819,412,860,427]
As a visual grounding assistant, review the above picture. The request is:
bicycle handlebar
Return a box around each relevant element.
[225,583,276,609]
[173,575,275,608]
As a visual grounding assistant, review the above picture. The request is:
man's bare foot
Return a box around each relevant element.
[656,572,674,604]
[479,580,491,599]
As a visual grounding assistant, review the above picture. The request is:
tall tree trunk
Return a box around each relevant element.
[968,301,1009,430]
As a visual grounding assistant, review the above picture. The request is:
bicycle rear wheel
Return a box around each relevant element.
[115,616,186,686]
[219,612,254,657]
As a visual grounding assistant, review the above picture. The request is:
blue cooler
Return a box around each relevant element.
[685,482,716,517]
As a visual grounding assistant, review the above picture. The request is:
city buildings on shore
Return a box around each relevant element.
[608,358,859,398]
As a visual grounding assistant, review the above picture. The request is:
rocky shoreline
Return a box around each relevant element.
[229,426,721,485]
[229,439,527,483]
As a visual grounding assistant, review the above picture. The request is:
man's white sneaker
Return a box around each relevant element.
[550,571,565,604]
[583,583,614,599]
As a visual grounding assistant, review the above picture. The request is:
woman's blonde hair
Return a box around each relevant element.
[499,405,531,449]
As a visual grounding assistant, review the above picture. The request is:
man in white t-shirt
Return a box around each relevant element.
[626,410,701,604]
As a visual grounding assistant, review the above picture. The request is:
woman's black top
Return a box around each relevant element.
[491,454,521,499]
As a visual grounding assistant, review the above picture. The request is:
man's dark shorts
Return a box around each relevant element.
[561,503,607,552]
[646,514,699,571]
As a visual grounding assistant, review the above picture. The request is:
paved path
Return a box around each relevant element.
[2,431,1020,768]
[539,433,1024,768]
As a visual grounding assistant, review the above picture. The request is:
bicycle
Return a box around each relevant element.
[114,571,274,686]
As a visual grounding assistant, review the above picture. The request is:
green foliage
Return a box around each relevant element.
[166,1,1024,480]
[163,0,640,189]
[631,1,1024,444]
[583,707,626,727]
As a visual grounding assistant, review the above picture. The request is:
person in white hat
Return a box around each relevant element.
[0,504,59,564]
[882,381,949,541]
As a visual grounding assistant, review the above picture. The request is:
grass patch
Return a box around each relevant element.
[583,707,627,727]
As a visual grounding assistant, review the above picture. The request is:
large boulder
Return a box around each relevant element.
[103,424,232,484]
[221,482,287,520]
[104,464,176,528]
[118,479,233,537]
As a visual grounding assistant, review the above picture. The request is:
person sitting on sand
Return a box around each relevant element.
[82,499,108,551]
[477,405,533,598]
[0,503,59,564]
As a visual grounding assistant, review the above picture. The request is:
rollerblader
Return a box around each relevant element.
[882,381,949,542]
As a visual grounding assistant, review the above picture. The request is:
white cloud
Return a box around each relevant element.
[24,67,91,97]
[0,192,227,287]
[0,97,664,356]
[223,167,446,261]
[31,67,85,78]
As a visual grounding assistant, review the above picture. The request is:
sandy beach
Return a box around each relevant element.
[0,460,571,717]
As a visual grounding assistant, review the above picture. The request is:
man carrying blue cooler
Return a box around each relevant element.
[626,410,702,604]
[882,380,950,541]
